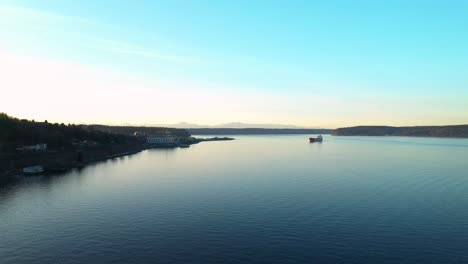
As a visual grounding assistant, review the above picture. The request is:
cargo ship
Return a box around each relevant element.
[309,135,323,143]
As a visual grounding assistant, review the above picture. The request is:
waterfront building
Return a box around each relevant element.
[147,136,179,145]
[17,143,48,151]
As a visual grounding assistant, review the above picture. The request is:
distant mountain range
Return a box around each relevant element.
[92,123,468,138]
[332,125,468,138]
[188,128,332,135]
[142,122,312,129]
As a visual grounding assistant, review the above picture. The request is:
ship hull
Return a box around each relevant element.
[309,137,323,143]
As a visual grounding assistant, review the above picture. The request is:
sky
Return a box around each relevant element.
[1,0,467,128]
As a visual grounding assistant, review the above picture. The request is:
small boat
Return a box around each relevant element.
[22,165,45,175]
[309,135,323,143]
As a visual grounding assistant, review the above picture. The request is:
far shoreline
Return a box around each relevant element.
[331,125,468,138]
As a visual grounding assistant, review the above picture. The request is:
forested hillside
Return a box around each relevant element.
[0,113,136,151]
[332,125,468,137]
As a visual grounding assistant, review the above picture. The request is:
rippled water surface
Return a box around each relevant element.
[1,135,468,264]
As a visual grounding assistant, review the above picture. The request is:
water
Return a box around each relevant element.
[1,135,468,264]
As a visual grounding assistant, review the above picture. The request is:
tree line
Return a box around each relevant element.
[0,113,136,151]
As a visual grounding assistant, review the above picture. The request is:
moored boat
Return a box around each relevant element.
[309,135,323,143]
[22,165,45,175]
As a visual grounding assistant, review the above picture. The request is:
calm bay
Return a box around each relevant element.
[1,135,468,263]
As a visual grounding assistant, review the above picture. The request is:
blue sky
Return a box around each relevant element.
[1,0,467,127]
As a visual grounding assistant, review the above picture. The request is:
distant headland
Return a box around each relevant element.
[0,113,232,179]
[332,125,468,138]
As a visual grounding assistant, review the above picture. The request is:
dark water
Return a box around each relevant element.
[1,135,468,264]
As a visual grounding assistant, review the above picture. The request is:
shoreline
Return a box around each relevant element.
[0,137,235,180]
[0,146,149,180]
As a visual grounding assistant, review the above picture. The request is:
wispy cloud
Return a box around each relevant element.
[0,4,204,65]
[105,45,201,64]
[0,5,96,25]
[97,38,205,64]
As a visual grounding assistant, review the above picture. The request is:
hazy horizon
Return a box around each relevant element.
[1,1,468,127]
[4,112,468,130]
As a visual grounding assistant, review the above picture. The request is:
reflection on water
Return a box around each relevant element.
[1,135,468,264]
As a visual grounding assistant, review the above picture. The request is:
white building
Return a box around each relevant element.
[18,143,48,151]
[133,131,146,137]
[147,136,179,145]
